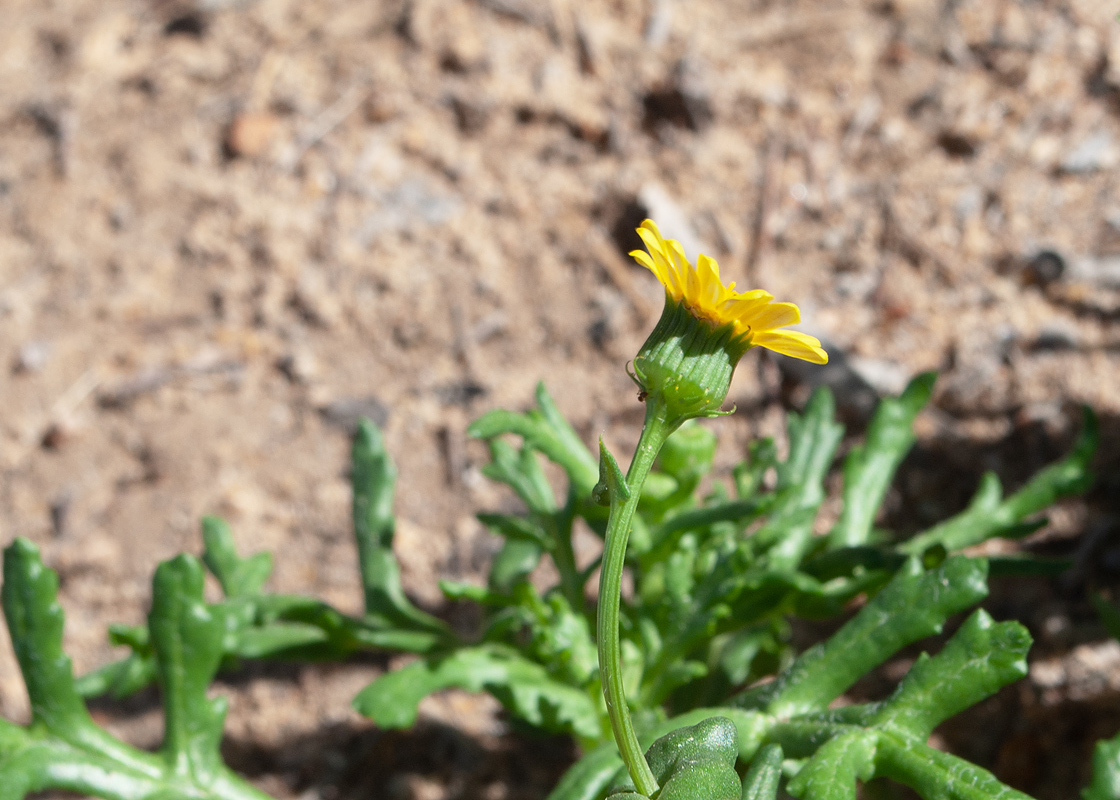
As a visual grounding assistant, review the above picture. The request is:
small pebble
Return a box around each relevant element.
[1060,130,1118,174]
[225,112,279,158]
[13,340,51,373]
[1022,250,1065,286]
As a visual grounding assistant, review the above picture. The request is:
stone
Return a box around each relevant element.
[225,112,279,158]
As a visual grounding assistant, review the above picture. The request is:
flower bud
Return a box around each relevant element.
[629,219,827,426]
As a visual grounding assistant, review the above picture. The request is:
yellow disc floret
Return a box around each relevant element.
[630,219,828,365]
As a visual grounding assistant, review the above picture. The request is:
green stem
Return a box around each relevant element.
[598,402,676,798]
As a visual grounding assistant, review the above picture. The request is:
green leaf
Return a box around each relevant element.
[352,419,449,635]
[468,382,599,497]
[351,645,601,739]
[870,610,1030,739]
[482,438,558,513]
[2,538,93,736]
[641,717,742,800]
[1084,729,1120,800]
[902,407,1097,556]
[0,539,270,800]
[786,729,876,800]
[489,538,543,592]
[739,556,988,717]
[551,709,770,800]
[829,373,935,550]
[478,512,553,549]
[75,652,158,699]
[549,744,632,800]
[741,743,783,800]
[520,589,598,686]
[874,730,1033,800]
[987,554,1071,577]
[760,387,845,570]
[643,499,768,568]
[734,438,778,499]
[658,422,718,491]
[200,517,272,598]
[598,438,632,505]
[233,623,331,658]
[148,555,229,778]
[1094,596,1120,644]
[777,387,845,493]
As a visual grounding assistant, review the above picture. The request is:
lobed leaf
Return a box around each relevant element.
[352,419,450,634]
[874,730,1033,800]
[870,610,1030,740]
[737,556,988,717]
[468,382,599,497]
[0,540,270,800]
[201,516,272,598]
[351,645,601,739]
[786,728,876,800]
[148,555,230,780]
[901,407,1097,556]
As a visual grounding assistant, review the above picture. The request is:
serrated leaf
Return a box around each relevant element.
[233,624,331,658]
[657,422,718,489]
[477,512,553,549]
[75,652,158,699]
[987,554,1071,577]
[734,438,778,499]
[777,387,845,494]
[2,538,91,735]
[548,743,632,800]
[763,388,845,571]
[549,709,769,800]
[482,438,558,513]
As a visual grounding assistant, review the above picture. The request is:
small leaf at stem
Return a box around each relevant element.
[598,438,631,506]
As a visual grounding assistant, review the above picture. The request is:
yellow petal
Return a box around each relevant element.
[721,292,774,321]
[739,301,801,332]
[636,227,672,271]
[752,330,828,364]
[696,254,722,305]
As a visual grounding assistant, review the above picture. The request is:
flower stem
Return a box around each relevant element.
[597,401,676,798]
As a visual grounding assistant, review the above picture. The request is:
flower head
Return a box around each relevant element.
[629,219,827,426]
[630,219,828,365]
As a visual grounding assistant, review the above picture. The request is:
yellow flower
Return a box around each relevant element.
[630,219,828,365]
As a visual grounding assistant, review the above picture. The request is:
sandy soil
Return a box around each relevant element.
[3,0,1120,797]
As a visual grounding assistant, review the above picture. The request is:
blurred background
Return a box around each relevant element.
[2,0,1120,797]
